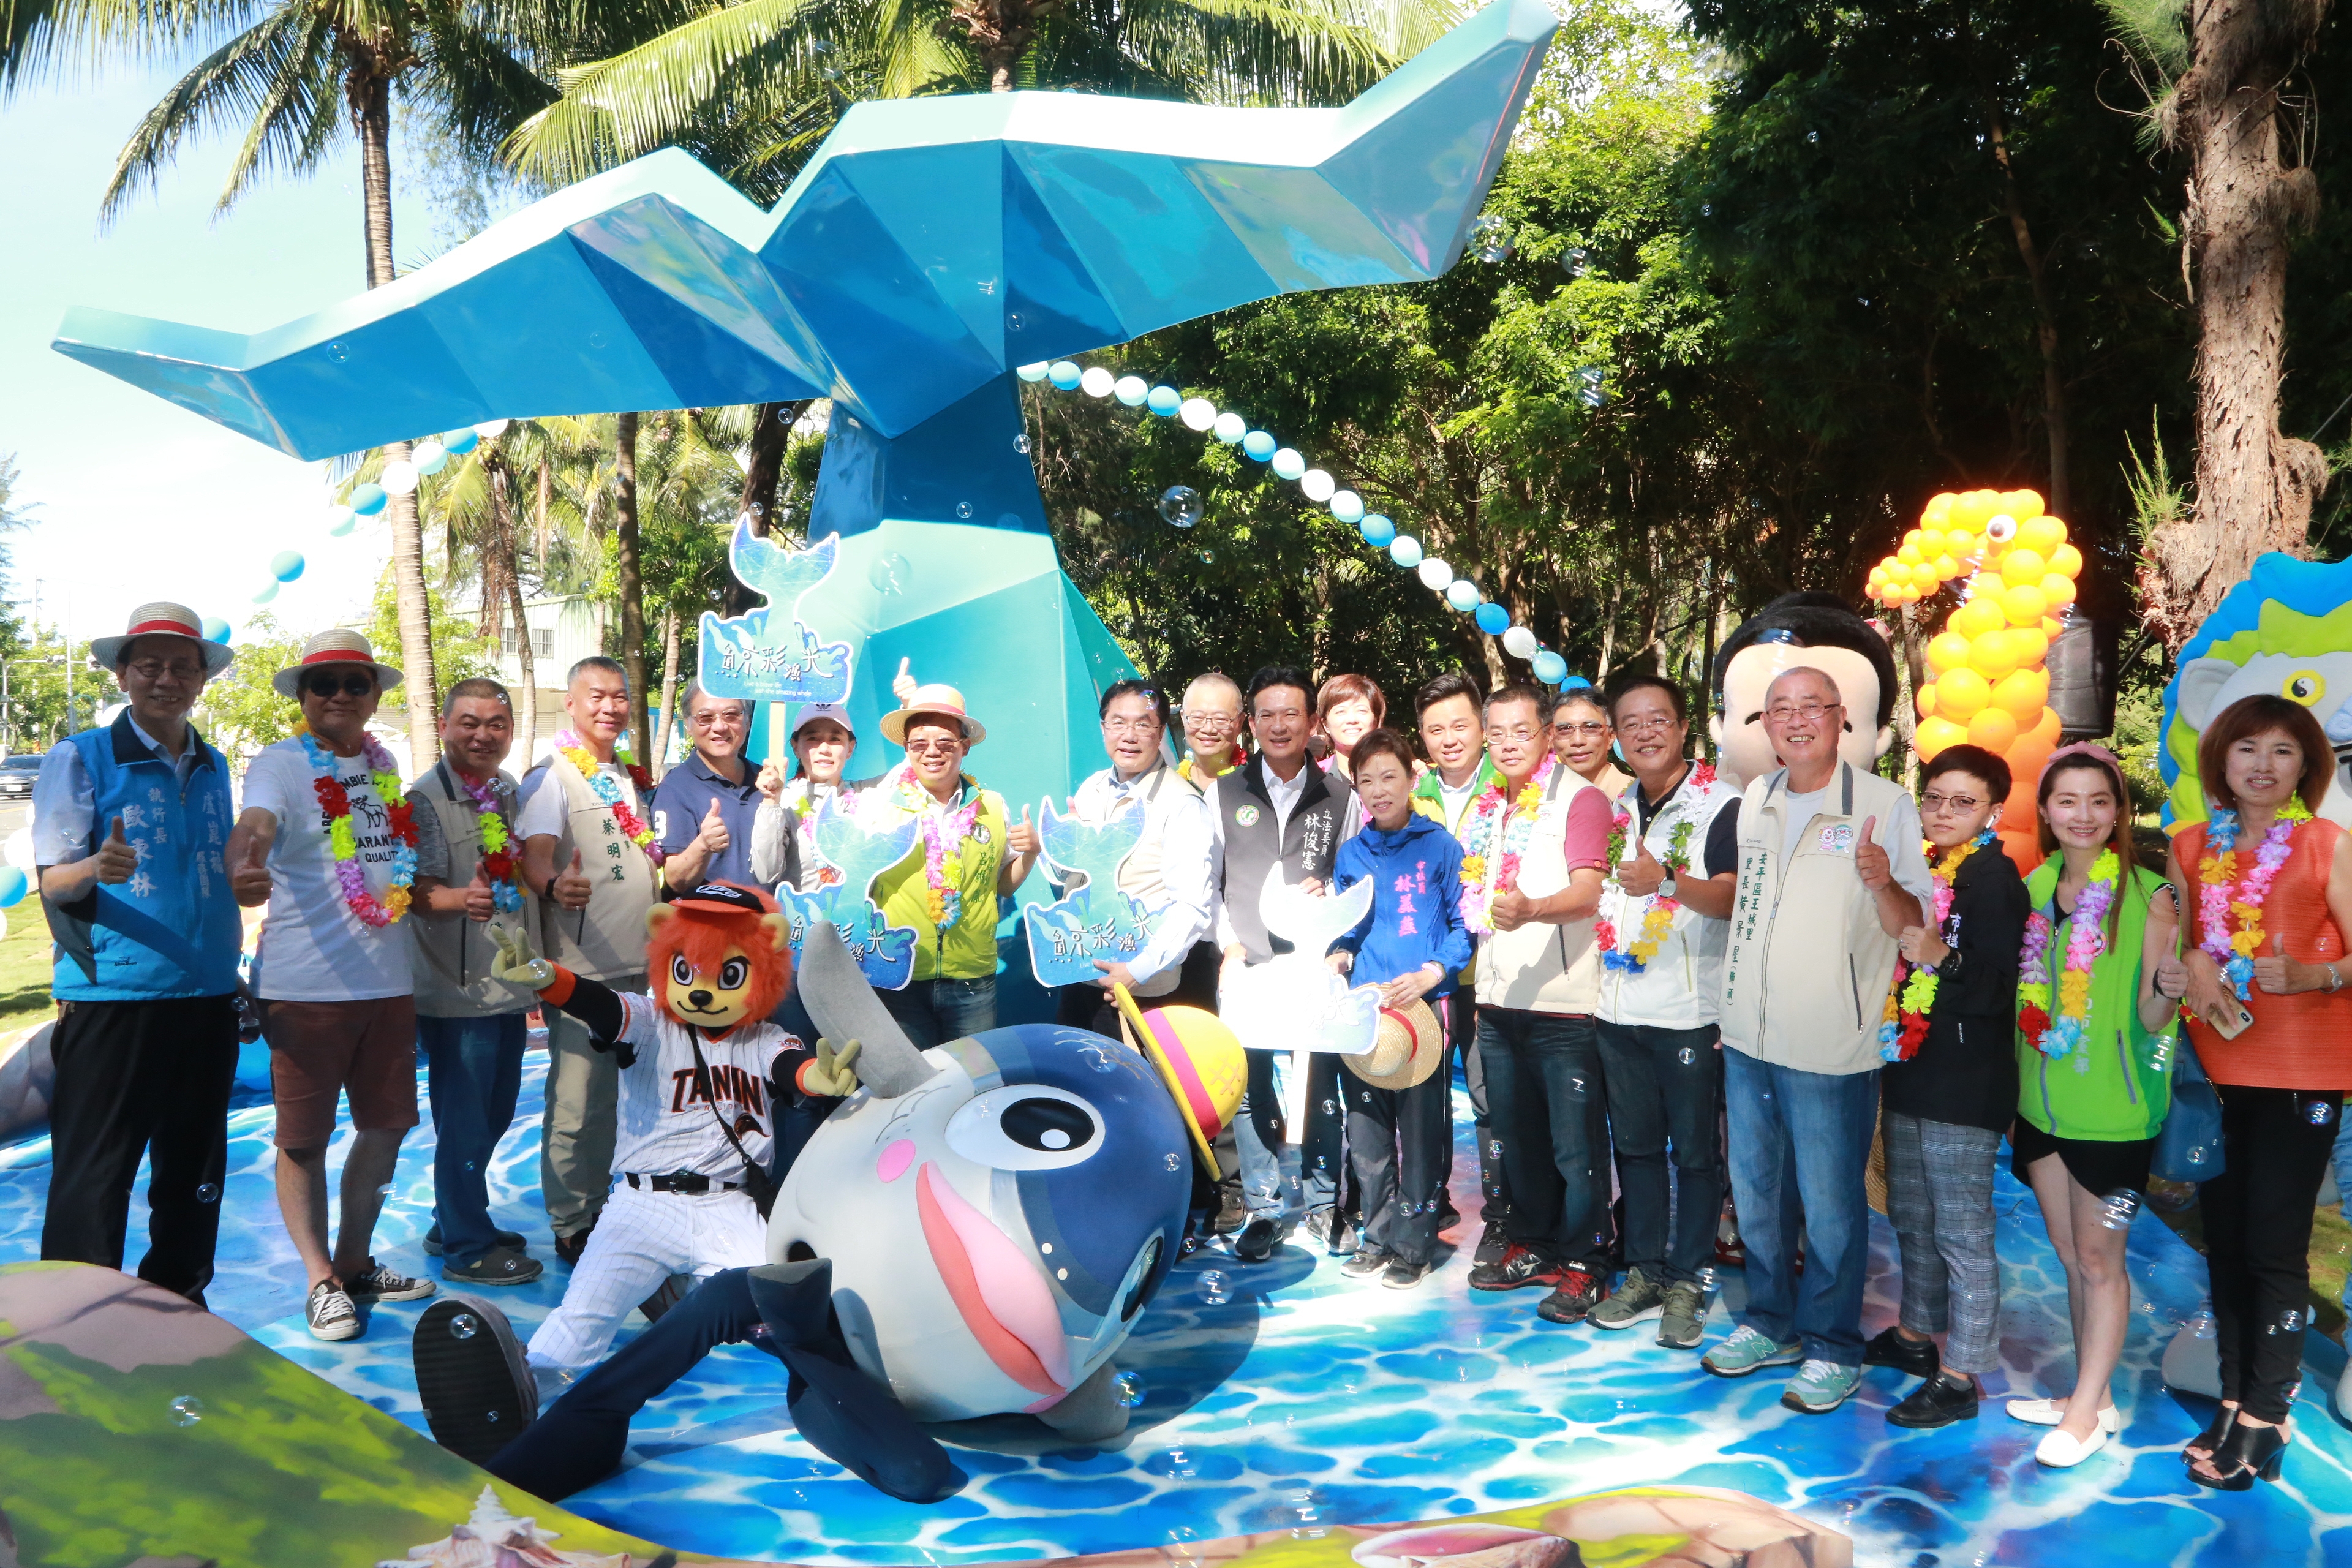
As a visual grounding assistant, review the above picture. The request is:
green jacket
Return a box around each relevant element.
[870,775,1009,982]
[2016,856,2175,1144]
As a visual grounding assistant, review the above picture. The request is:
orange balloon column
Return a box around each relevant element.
[1866,489,2079,879]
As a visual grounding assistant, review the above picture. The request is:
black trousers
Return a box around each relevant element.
[1594,1019,1725,1284]
[1447,993,1508,1216]
[2202,1084,2342,1423]
[40,994,239,1304]
[1344,1055,1452,1267]
[1477,1007,1610,1268]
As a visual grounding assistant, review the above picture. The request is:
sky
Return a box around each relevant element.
[0,60,450,652]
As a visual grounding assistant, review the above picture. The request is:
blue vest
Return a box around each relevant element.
[48,713,242,1001]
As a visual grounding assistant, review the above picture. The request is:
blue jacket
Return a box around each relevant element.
[1330,812,1471,995]
[48,712,241,1001]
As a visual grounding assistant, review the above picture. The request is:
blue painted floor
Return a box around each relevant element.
[6,1045,2352,1566]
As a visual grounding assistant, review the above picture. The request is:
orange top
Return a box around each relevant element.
[2177,816,2352,1090]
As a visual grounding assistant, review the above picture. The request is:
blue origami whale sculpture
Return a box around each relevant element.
[51,0,1556,982]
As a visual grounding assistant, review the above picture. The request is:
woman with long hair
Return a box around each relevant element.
[2004,744,2180,1468]
[2171,695,2352,1489]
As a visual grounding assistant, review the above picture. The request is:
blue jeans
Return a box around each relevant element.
[2332,1116,2352,1310]
[1722,1047,1879,1366]
[1477,1008,1610,1268]
[420,1011,529,1268]
[880,976,995,1049]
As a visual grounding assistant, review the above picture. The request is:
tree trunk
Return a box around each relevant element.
[653,606,682,780]
[535,458,551,567]
[2141,0,2332,653]
[614,411,651,760]
[487,450,538,759]
[1985,102,2071,521]
[347,50,439,769]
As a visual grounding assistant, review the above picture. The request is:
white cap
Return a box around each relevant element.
[791,702,854,739]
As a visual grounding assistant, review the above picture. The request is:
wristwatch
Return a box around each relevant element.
[1657,874,1679,900]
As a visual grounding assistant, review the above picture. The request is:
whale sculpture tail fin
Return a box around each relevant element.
[800,922,937,1096]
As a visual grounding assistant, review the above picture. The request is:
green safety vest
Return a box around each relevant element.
[870,776,1009,982]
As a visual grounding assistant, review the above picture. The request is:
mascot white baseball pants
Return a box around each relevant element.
[527,1185,767,1371]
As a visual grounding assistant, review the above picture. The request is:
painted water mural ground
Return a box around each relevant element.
[5,1046,2352,1566]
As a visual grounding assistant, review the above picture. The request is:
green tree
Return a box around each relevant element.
[192,612,309,758]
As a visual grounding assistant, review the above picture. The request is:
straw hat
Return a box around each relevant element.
[271,628,404,699]
[1113,984,1246,1179]
[1342,998,1445,1091]
[880,683,986,746]
[89,602,233,676]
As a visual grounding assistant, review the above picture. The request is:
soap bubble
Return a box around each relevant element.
[1271,448,1306,481]
[2098,1189,2141,1231]
[2307,1096,2338,1126]
[1243,431,1277,461]
[1470,213,1512,264]
[1501,625,1539,660]
[1416,557,1453,591]
[1300,469,1336,502]
[1159,486,1203,529]
[1170,1523,1203,1556]
[1564,246,1589,278]
[379,460,420,497]
[1698,1265,1717,1291]
[1147,386,1182,417]
[1807,129,1820,144]
[1014,432,1031,454]
[1080,366,1116,398]
[195,1182,219,1204]
[1531,650,1567,685]
[587,331,608,350]
[1049,361,1083,390]
[1198,1269,1230,1304]
[1114,375,1148,407]
[1359,513,1395,548]
[325,342,349,363]
[1007,312,1023,331]
[1446,579,1481,612]
[270,550,304,582]
[450,1313,480,1340]
[169,1395,203,1428]
[955,500,974,519]
[1390,535,1424,569]
[442,428,479,455]
[1575,366,1607,409]
[1677,1047,1696,1066]
[1213,412,1248,443]
[1475,602,1510,634]
[411,437,448,475]
[1114,1370,1147,1407]
[1017,361,1051,382]
[867,552,911,595]
[2189,1309,2217,1340]
[1329,489,1365,524]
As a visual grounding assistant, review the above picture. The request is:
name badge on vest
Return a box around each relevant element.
[1817,822,1855,855]
[1235,804,1261,827]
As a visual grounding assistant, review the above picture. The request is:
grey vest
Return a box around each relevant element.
[405,761,535,1019]
[522,749,658,984]
[1212,757,1355,963]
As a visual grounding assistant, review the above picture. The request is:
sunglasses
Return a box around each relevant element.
[303,672,375,698]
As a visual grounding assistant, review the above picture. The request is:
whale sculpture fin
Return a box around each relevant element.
[799,922,937,1096]
[1259,869,1375,959]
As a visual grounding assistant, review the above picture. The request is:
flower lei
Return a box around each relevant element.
[301,733,418,927]
[785,777,859,888]
[557,731,664,866]
[2198,799,2312,1001]
[1876,828,1994,1062]
[895,763,984,929]
[2017,849,2120,1060]
[1599,763,1716,971]
[453,769,524,913]
[1460,756,1555,935]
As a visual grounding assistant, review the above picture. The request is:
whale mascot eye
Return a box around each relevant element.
[947,1084,1102,1169]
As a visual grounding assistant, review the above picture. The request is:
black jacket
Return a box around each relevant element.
[1882,843,2030,1134]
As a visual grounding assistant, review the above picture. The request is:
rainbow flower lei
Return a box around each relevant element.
[2198,799,2312,1000]
[2017,848,2119,1060]
[1461,756,1554,935]
[453,769,524,913]
[557,731,664,866]
[894,763,984,929]
[301,733,418,928]
[1599,763,1718,972]
[1877,827,1994,1062]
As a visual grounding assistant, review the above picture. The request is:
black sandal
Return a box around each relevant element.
[2183,1404,2236,1465]
[2190,1417,2288,1491]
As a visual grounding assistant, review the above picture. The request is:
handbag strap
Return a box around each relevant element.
[684,1027,770,1190]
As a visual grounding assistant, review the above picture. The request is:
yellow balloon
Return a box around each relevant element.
[2040,572,2078,606]
[2041,616,2065,639]
[1993,668,2048,723]
[1904,530,1925,551]
[1970,631,2024,681]
[1915,715,1970,761]
[2009,489,2046,519]
[1924,493,1957,526]
[1917,684,1939,718]
[1943,531,1980,561]
[1933,553,1961,579]
[2002,584,2048,625]
[2018,514,2067,556]
[2049,542,2083,578]
[1921,528,1950,556]
[2011,627,2051,667]
[1909,562,1941,590]
[1961,491,1999,529]
[1897,544,1923,567]
[1937,667,1991,720]
[1967,706,2019,753]
[2000,548,2048,587]
[1926,631,1973,673]
[2027,705,2062,747]
[1950,600,1997,639]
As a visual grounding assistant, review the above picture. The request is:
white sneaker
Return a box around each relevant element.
[307,1280,361,1341]
[2006,1396,2118,1433]
[2035,1423,2111,1467]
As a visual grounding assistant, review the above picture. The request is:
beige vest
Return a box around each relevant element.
[1717,763,1907,1075]
[407,762,538,1018]
[524,749,658,983]
[1475,765,1606,1013]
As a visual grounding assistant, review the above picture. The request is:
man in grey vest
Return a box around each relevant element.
[407,678,543,1287]
[1212,665,1359,1262]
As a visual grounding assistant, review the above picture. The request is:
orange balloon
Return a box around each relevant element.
[1898,544,1923,567]
[1950,600,2000,639]
[2041,615,2065,638]
[1910,562,1942,590]
[2011,628,2052,667]
[1915,715,1970,760]
[2027,706,2062,747]
[1967,707,2020,752]
[1993,668,2048,722]
[1969,630,2024,681]
[2018,514,2067,555]
[2002,584,2049,626]
[2000,548,2048,587]
[1917,684,1939,718]
[2040,572,2078,606]
[1937,667,1991,720]
[1926,631,1973,674]
[1934,553,1961,579]
[2010,489,2047,519]
[2049,542,2083,577]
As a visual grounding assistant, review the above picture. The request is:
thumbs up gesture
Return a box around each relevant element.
[1852,814,1893,892]
[552,848,593,910]
[94,815,137,885]
[2253,931,2299,995]
[697,797,731,856]
[1618,836,1665,897]
[463,864,497,922]
[892,657,918,704]
[228,829,273,907]
[1006,801,1040,857]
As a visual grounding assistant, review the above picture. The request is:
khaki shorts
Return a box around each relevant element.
[264,995,421,1148]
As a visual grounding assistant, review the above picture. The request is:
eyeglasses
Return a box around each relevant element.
[1102,716,1163,736]
[904,738,964,756]
[1490,725,1548,744]
[1920,791,1985,815]
[304,673,375,699]
[1555,720,1610,738]
[1182,711,1240,731]
[1616,715,1679,737]
[688,707,746,728]
[1765,700,1839,724]
[127,659,205,682]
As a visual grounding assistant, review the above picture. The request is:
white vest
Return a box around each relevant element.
[1595,767,1743,1030]
[1475,764,1606,1014]
[1065,763,1201,997]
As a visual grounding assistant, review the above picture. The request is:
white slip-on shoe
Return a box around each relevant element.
[2007,1397,2117,1433]
[2035,1423,2111,1468]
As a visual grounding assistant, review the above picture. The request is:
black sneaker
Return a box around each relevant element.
[1234,1216,1280,1262]
[306,1279,361,1342]
[1304,1209,1357,1256]
[424,1224,527,1258]
[1536,1265,1603,1324]
[1887,1370,1980,1430]
[552,1226,595,1266]
[1436,1202,1463,1233]
[412,1294,538,1467]
[1474,1216,1513,1266]
[1467,1245,1563,1292]
[442,1246,544,1288]
[1381,1258,1431,1290]
[346,1259,436,1302]
[1341,1246,1392,1278]
[1863,1325,1940,1380]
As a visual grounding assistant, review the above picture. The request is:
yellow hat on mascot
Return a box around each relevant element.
[1112,984,1247,1179]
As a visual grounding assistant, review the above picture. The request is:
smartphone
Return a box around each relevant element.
[2203,997,2256,1039]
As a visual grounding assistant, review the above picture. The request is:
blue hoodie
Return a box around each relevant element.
[1329,812,1472,996]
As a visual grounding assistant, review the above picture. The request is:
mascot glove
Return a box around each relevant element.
[804,1037,864,1097]
[489,921,557,990]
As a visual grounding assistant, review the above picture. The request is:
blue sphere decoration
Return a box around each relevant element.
[1147,385,1182,417]
[200,616,231,646]
[252,581,281,606]
[1559,674,1593,692]
[1390,535,1424,569]
[1017,361,1051,382]
[1446,579,1481,612]
[443,428,480,455]
[1531,650,1569,685]
[1359,513,1395,547]
[1242,431,1277,462]
[270,550,306,582]
[0,866,27,910]
[1329,490,1365,525]
[350,483,388,516]
[1475,601,1510,635]
[1270,448,1306,481]
[1048,360,1083,390]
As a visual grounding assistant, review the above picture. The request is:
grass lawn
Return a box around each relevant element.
[0,896,57,1041]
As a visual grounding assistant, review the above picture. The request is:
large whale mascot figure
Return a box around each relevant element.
[410,913,1243,1502]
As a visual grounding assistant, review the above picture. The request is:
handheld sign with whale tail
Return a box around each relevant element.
[1219,869,1384,1142]
[1021,797,1161,986]
[777,796,921,989]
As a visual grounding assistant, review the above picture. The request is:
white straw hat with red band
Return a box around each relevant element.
[89,602,234,676]
[270,628,405,699]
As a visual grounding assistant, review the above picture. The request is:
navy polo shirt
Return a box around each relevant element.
[651,751,764,886]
